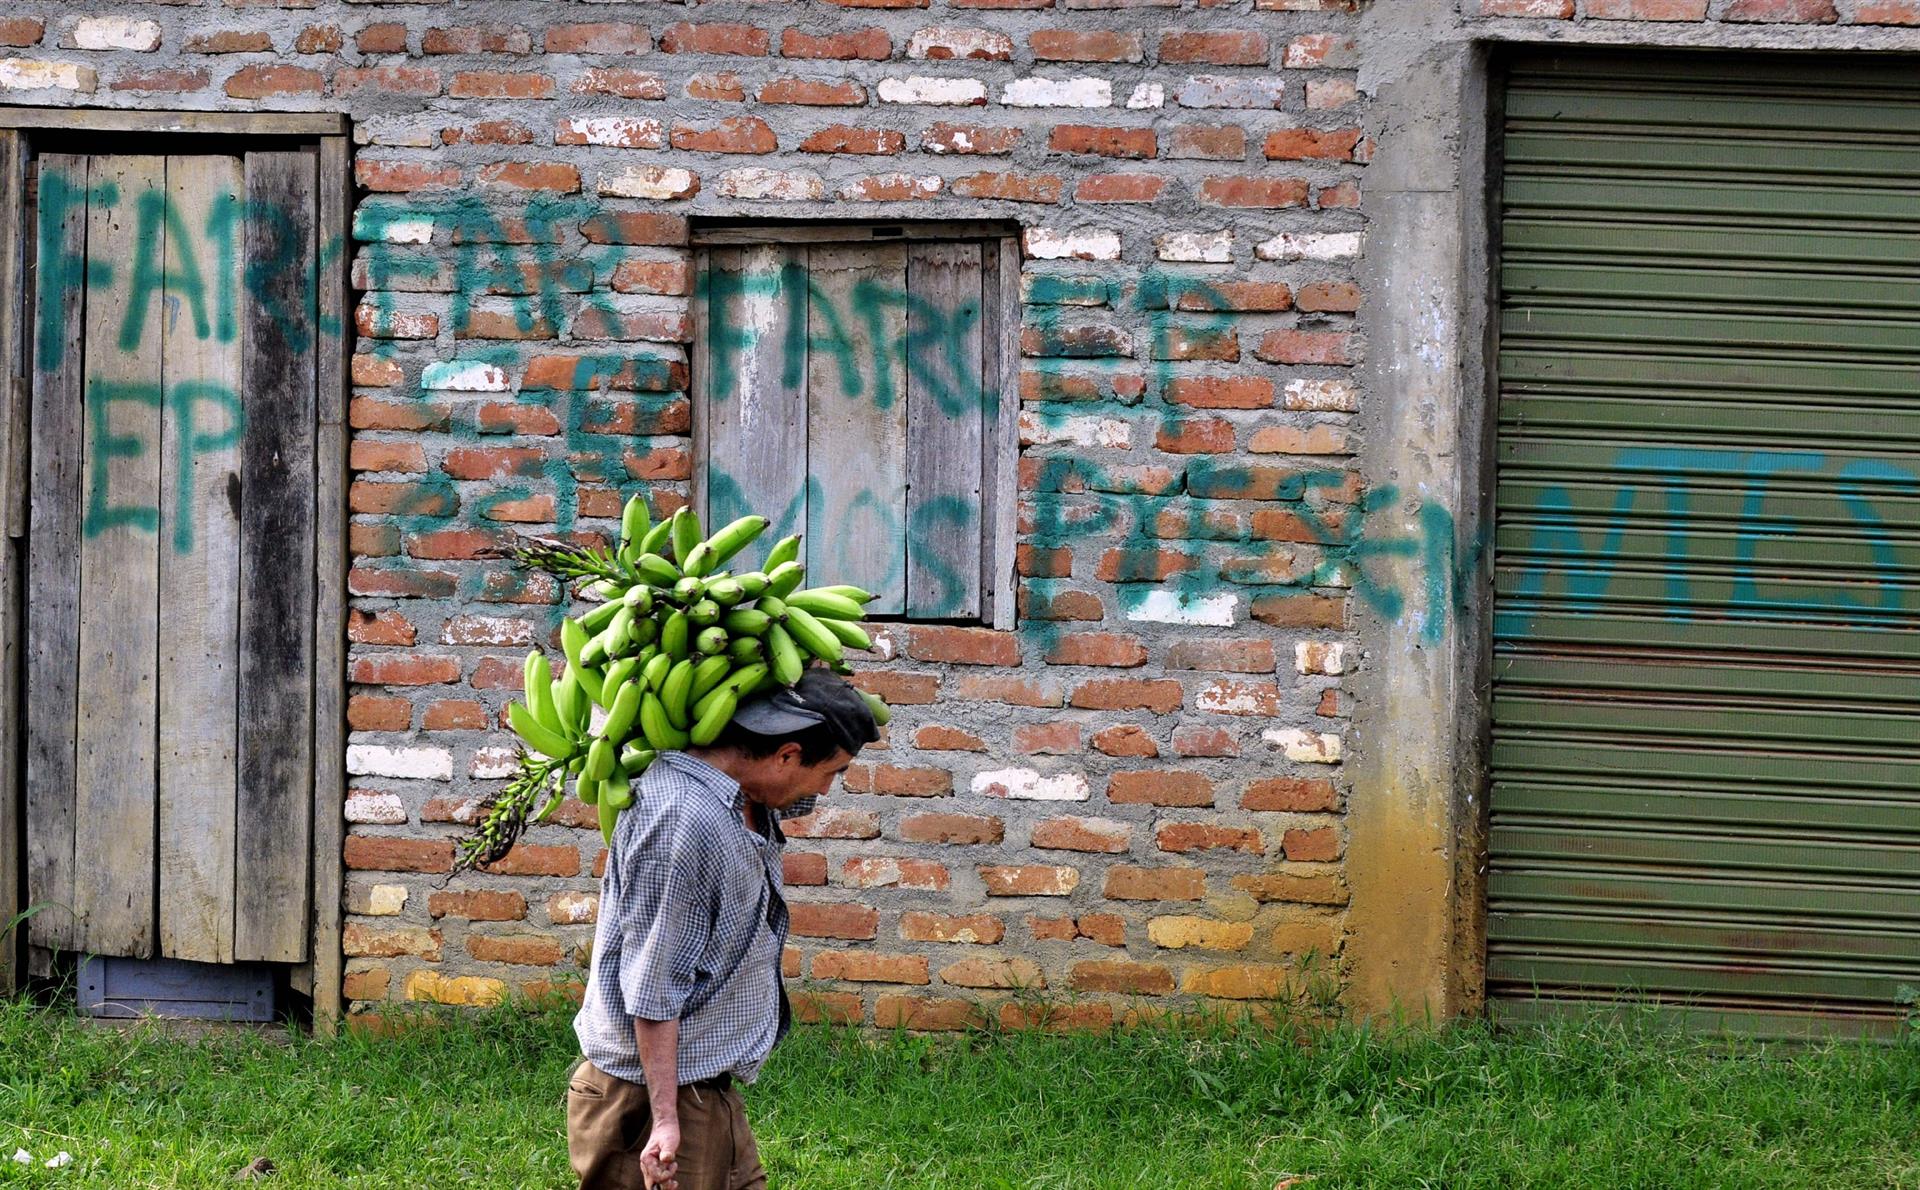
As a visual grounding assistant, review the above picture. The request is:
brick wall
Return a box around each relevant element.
[1466,0,1913,20]
[3,0,1370,1028]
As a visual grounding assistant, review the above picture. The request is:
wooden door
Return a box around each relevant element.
[26,150,319,965]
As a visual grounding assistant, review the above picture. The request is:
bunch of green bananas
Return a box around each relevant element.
[502,497,893,845]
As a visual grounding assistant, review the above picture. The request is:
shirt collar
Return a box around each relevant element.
[659,750,744,813]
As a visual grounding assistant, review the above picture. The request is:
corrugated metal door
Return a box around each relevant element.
[1491,52,1920,1035]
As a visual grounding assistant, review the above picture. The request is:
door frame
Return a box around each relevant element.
[0,108,351,1030]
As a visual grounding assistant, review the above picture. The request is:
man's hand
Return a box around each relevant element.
[639,1119,680,1190]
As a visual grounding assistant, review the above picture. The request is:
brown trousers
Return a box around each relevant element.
[567,1060,768,1190]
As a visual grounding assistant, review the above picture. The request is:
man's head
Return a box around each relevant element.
[692,669,880,810]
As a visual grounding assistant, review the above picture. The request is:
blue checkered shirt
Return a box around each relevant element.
[573,751,799,1087]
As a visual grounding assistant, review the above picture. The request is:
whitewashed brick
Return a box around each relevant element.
[1018,411,1130,449]
[346,745,453,781]
[469,747,519,780]
[420,361,510,392]
[1127,82,1165,109]
[344,792,407,825]
[1004,77,1112,108]
[1283,378,1359,412]
[441,615,534,646]
[1127,589,1238,627]
[841,172,943,201]
[972,768,1091,801]
[1157,230,1233,263]
[73,17,162,51]
[0,60,96,92]
[878,76,988,106]
[350,884,409,917]
[353,210,433,245]
[1255,231,1362,261]
[1263,729,1343,764]
[1023,227,1122,261]
[1296,641,1347,675]
[560,116,664,149]
[907,27,1013,60]
[596,165,698,200]
[717,168,826,201]
[549,892,599,925]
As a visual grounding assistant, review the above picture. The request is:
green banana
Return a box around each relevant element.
[682,541,716,578]
[690,655,733,702]
[673,576,705,604]
[585,578,623,601]
[510,701,576,761]
[524,652,561,734]
[640,691,691,751]
[722,608,772,637]
[767,624,804,686]
[727,636,764,664]
[639,517,674,557]
[861,690,892,727]
[619,744,656,776]
[783,605,845,664]
[695,626,729,656]
[561,617,590,674]
[734,572,769,599]
[670,506,702,567]
[687,598,721,627]
[586,737,615,783]
[579,598,623,633]
[661,658,695,729]
[573,657,605,707]
[603,657,640,701]
[581,634,609,668]
[630,616,660,648]
[818,584,877,604]
[689,688,738,747]
[621,583,655,614]
[600,679,643,743]
[821,617,873,651]
[705,515,770,567]
[643,653,673,692]
[556,665,589,731]
[763,534,801,571]
[598,789,619,845]
[754,595,786,621]
[660,609,690,660]
[704,577,746,607]
[766,560,806,599]
[603,777,634,812]
[636,553,680,587]
[576,771,599,806]
[620,493,651,551]
[787,589,867,621]
[720,662,770,696]
[607,607,636,656]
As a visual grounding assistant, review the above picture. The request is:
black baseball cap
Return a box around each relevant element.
[730,669,880,757]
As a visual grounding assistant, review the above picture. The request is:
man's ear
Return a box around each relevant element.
[775,740,807,768]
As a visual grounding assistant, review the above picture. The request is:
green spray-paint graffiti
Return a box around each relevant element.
[82,380,246,553]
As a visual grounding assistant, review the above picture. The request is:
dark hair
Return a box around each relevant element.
[711,718,846,766]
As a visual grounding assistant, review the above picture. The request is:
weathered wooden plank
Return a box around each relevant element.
[310,134,350,1031]
[0,111,348,136]
[807,243,909,614]
[703,244,810,563]
[0,130,25,990]
[906,241,985,619]
[25,153,88,954]
[988,237,1021,631]
[234,150,316,964]
[75,154,164,958]
[157,155,243,965]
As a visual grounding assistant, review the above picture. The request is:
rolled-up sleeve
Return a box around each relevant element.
[617,811,719,1022]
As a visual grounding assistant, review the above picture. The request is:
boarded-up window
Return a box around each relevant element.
[691,226,1018,626]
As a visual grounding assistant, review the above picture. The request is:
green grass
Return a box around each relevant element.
[0,993,1916,1188]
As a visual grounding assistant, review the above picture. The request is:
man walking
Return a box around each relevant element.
[567,669,880,1190]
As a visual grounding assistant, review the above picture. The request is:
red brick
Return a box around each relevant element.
[1090,724,1158,758]
[671,117,777,154]
[347,694,410,732]
[898,812,1004,845]
[1243,777,1339,813]
[423,700,488,731]
[111,67,212,93]
[187,30,272,52]
[342,968,389,1002]
[1029,29,1144,61]
[1076,175,1165,203]
[914,724,987,752]
[953,674,1062,706]
[1173,726,1238,757]
[1009,720,1079,754]
[1105,866,1204,901]
[355,22,408,53]
[1045,632,1147,668]
[760,77,866,105]
[906,625,1019,666]
[802,126,905,154]
[1318,180,1361,209]
[448,71,555,100]
[1019,586,1105,622]
[294,25,340,53]
[980,864,1079,896]
[345,836,453,874]
[875,995,986,1030]
[1166,639,1274,673]
[851,671,939,705]
[843,764,952,797]
[1169,124,1245,160]
[1159,31,1267,64]
[544,23,652,54]
[1297,280,1362,313]
[1198,176,1309,208]
[343,924,441,961]
[1722,0,1835,16]
[1158,823,1264,854]
[1094,548,1196,584]
[225,64,324,98]
[782,27,892,58]
[660,21,769,55]
[952,172,1065,203]
[900,912,1005,944]
[1263,127,1364,161]
[426,890,527,922]
[1166,376,1273,410]
[0,18,45,46]
[1109,770,1214,808]
[443,446,543,481]
[349,481,456,518]
[1031,816,1129,854]
[842,173,942,202]
[1250,594,1347,629]
[782,807,882,840]
[407,527,512,561]
[790,901,880,940]
[685,71,745,101]
[481,844,580,878]
[1283,827,1341,862]
[1069,679,1182,714]
[784,852,828,885]
[1256,329,1352,367]
[348,609,416,646]
[1017,544,1072,578]
[1001,1001,1114,1032]
[573,68,668,100]
[1847,0,1915,17]
[1474,0,1573,10]
[941,957,1044,989]
[1232,872,1349,906]
[1071,960,1173,995]
[923,123,1020,155]
[812,952,930,983]
[1154,417,1234,454]
[351,398,448,433]
[348,568,458,599]
[351,655,460,686]
[1049,125,1156,158]
[355,161,460,193]
[467,934,566,966]
[841,857,950,890]
[479,162,580,193]
[418,25,530,55]
[1171,281,1293,313]
[794,990,864,1025]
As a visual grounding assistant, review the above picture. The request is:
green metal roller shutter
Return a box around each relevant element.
[1491,52,1920,1036]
